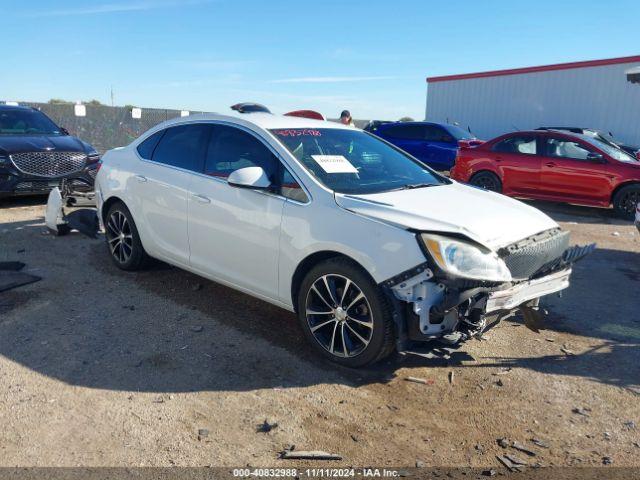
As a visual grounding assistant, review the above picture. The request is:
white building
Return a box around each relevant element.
[426,55,640,145]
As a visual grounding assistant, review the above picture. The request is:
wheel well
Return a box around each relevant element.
[101,196,125,224]
[470,169,500,181]
[610,181,640,205]
[290,251,370,312]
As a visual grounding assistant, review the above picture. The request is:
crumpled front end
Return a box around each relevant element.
[381,228,595,351]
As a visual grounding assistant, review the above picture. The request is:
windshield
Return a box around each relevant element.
[593,130,617,144]
[446,124,475,140]
[271,128,447,194]
[579,135,637,162]
[0,109,62,135]
[580,129,616,145]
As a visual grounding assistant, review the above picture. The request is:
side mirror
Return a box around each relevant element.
[635,150,640,161]
[60,127,70,135]
[227,166,271,190]
[586,152,605,163]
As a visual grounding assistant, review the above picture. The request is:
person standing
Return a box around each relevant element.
[339,110,355,127]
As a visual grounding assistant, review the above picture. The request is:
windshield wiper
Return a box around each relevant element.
[380,183,438,193]
[401,183,437,190]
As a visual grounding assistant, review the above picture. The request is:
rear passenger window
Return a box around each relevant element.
[424,125,450,142]
[136,130,165,159]
[493,136,537,155]
[383,124,425,140]
[205,125,278,181]
[151,124,210,171]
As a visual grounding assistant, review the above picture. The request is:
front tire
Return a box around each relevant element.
[469,171,502,193]
[104,202,150,271]
[297,258,395,367]
[612,184,640,220]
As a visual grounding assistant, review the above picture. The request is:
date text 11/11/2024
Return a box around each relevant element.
[232,468,403,477]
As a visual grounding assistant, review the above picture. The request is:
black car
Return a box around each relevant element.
[537,127,639,157]
[363,120,392,134]
[0,105,99,198]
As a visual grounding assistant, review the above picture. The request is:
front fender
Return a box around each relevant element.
[278,198,426,308]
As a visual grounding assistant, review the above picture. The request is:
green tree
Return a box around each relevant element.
[48,98,72,105]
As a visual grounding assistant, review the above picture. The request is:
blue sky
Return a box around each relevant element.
[2,0,639,120]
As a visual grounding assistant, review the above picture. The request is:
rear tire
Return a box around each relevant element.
[104,202,150,271]
[469,171,502,193]
[612,184,640,220]
[297,257,395,368]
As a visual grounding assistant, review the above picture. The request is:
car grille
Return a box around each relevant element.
[10,151,87,178]
[498,229,570,280]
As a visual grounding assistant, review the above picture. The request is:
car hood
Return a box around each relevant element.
[335,182,559,250]
[0,135,87,155]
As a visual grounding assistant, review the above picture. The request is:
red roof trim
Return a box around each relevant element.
[426,55,640,83]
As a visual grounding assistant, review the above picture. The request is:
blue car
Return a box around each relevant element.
[368,121,477,171]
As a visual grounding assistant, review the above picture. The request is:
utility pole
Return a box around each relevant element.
[110,86,114,107]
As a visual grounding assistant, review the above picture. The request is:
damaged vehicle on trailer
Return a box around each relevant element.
[95,105,594,367]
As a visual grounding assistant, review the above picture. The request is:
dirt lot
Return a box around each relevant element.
[0,196,638,470]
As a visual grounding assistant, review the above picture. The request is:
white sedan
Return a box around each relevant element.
[95,107,593,367]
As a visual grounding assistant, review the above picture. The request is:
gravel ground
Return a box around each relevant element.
[0,196,638,469]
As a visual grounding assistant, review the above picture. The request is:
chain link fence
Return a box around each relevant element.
[19,102,209,154]
[10,102,372,153]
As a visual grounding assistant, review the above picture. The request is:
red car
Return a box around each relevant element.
[451,129,640,219]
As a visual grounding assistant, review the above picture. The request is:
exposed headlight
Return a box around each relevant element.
[420,233,512,282]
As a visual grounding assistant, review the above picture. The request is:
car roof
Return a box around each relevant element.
[502,130,606,145]
[505,129,569,136]
[379,121,460,129]
[0,104,38,112]
[538,127,590,132]
[488,130,574,142]
[155,111,354,132]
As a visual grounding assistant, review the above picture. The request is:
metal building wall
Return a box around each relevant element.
[426,61,640,145]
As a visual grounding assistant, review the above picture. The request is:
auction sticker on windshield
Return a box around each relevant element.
[311,155,359,174]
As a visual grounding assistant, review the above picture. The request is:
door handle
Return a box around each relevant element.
[545,162,556,167]
[192,193,211,204]
[134,175,147,183]
[494,156,503,162]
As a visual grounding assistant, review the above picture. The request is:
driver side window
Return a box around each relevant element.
[205,125,308,202]
[205,125,278,180]
[545,137,592,161]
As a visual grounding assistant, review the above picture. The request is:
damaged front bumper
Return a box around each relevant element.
[44,179,99,238]
[381,239,595,352]
[485,268,570,313]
